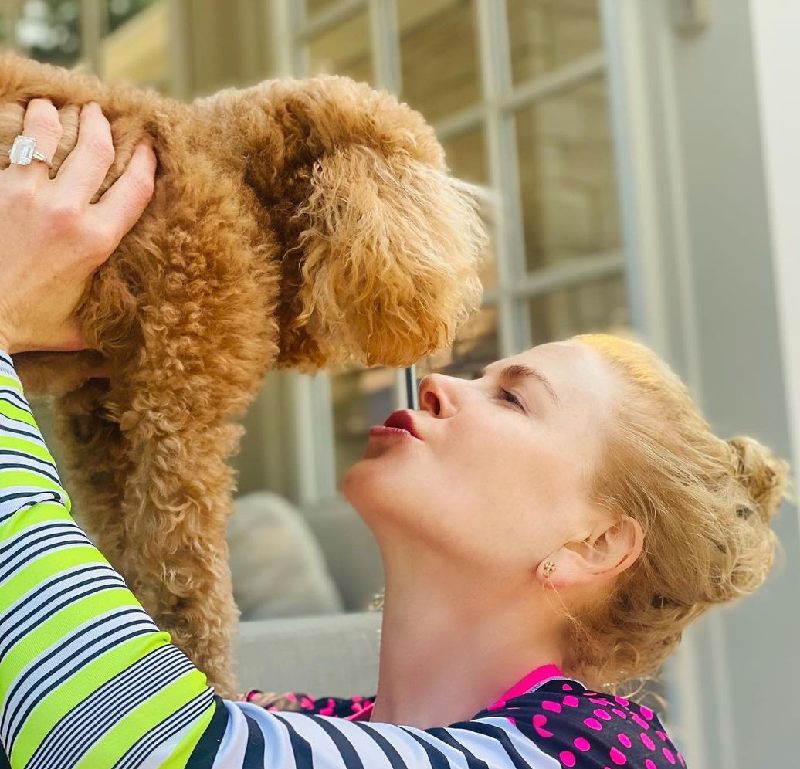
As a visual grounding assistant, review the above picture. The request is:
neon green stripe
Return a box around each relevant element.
[0,434,57,463]
[11,632,177,769]
[74,670,210,769]
[0,374,22,393]
[0,500,74,541]
[0,585,146,701]
[0,468,63,494]
[0,400,36,427]
[160,703,216,769]
[0,544,105,614]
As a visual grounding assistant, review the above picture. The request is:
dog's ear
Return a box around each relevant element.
[201,77,488,369]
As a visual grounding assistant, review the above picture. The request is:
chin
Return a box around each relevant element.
[340,456,382,509]
[340,454,416,521]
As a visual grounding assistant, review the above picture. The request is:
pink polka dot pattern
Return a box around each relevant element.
[533,713,554,738]
[560,750,577,767]
[245,676,686,768]
[476,674,684,769]
[248,689,378,720]
[609,746,626,765]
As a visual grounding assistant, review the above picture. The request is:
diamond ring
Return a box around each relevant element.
[8,134,54,168]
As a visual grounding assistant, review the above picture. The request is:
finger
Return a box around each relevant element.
[6,98,61,182]
[92,140,156,248]
[55,102,116,206]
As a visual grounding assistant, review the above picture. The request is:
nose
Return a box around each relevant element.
[418,373,457,417]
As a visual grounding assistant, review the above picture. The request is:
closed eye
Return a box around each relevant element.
[497,387,525,411]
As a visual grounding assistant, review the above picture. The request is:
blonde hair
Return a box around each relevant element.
[571,333,791,690]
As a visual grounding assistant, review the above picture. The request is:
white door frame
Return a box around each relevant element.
[601,2,800,767]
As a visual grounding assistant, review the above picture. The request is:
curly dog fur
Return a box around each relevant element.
[0,52,486,696]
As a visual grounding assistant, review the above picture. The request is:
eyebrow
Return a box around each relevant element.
[481,363,561,407]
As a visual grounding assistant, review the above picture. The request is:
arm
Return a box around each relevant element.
[0,100,546,769]
[0,351,214,767]
[0,355,551,769]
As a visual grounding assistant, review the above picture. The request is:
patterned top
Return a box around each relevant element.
[0,350,686,768]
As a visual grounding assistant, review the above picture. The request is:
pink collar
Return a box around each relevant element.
[345,663,563,722]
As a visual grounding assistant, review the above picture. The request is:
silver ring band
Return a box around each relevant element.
[8,135,53,168]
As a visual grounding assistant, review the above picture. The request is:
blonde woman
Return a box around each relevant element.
[0,99,788,769]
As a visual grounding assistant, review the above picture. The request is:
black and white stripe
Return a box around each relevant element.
[2,609,160,749]
[0,526,96,586]
[0,490,68,524]
[28,645,198,769]
[0,566,127,661]
[114,688,215,769]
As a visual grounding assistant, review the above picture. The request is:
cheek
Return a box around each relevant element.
[459,433,589,545]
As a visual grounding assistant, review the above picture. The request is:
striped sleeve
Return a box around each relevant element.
[0,351,557,769]
[0,351,214,768]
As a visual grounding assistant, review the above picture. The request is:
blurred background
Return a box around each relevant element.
[1,1,798,767]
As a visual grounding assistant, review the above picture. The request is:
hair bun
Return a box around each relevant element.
[727,436,790,522]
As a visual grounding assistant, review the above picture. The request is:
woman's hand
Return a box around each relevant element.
[0,98,157,354]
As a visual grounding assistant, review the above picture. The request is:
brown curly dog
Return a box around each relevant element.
[0,52,486,696]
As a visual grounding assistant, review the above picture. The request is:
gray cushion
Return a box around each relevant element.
[228,492,343,620]
[303,496,385,613]
[234,612,382,696]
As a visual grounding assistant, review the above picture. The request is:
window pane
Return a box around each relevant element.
[528,273,628,345]
[508,0,603,86]
[441,126,496,291]
[516,77,620,272]
[307,10,373,85]
[418,305,500,380]
[305,0,349,17]
[16,0,82,65]
[398,0,481,123]
[332,366,395,483]
[106,0,157,33]
[101,0,168,90]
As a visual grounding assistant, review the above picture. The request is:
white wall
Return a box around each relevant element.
[603,1,800,767]
[749,0,800,495]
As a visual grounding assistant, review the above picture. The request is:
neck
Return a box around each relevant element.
[368,549,564,727]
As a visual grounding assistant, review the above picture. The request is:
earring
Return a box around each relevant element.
[542,560,556,580]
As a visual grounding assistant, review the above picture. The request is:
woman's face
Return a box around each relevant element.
[341,340,623,578]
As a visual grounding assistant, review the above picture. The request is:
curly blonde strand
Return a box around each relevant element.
[571,333,790,690]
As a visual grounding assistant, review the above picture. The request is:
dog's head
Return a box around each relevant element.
[197,76,489,371]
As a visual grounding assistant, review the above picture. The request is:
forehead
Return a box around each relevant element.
[496,340,620,415]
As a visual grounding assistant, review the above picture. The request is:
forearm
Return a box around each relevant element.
[0,352,502,769]
[0,351,212,768]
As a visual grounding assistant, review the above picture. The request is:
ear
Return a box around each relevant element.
[539,515,644,589]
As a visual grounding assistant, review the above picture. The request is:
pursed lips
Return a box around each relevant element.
[369,409,423,440]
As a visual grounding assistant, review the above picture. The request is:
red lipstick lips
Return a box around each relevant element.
[383,410,420,438]
[368,409,421,440]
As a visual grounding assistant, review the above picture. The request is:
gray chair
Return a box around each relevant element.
[231,494,385,697]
